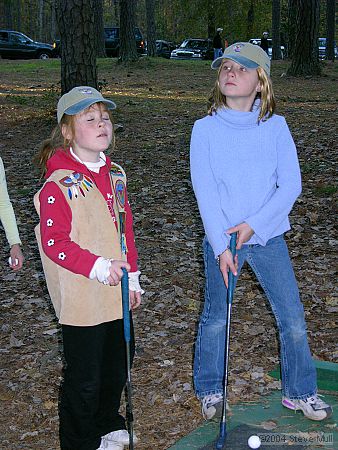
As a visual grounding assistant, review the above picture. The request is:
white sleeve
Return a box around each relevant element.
[89,257,112,284]
[128,270,145,294]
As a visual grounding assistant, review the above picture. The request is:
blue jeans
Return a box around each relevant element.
[194,235,317,400]
[214,48,223,59]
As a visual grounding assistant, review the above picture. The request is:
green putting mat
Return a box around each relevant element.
[169,361,337,450]
[199,424,310,449]
[269,360,338,392]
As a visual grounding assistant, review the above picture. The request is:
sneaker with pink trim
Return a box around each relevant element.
[201,393,225,420]
[282,395,332,421]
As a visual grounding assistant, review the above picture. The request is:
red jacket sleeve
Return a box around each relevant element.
[124,189,138,272]
[39,181,99,277]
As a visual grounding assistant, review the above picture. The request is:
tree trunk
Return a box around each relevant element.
[4,0,13,29]
[113,0,119,25]
[56,0,98,94]
[272,0,282,59]
[246,1,254,41]
[287,0,321,76]
[226,1,235,45]
[287,0,297,59]
[119,0,138,62]
[95,0,106,58]
[326,0,335,61]
[50,0,57,42]
[146,0,156,57]
[207,0,216,40]
[16,0,21,31]
[39,0,44,41]
[28,0,34,37]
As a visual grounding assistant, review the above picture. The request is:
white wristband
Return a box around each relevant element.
[128,270,145,294]
[8,257,19,266]
[89,257,112,285]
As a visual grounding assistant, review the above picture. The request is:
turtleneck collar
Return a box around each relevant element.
[215,99,261,128]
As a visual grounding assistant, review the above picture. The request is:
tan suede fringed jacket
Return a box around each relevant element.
[34,166,127,326]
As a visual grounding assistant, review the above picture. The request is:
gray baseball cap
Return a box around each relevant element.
[57,86,116,123]
[211,42,271,75]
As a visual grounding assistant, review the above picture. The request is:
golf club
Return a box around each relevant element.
[121,268,134,450]
[215,232,237,449]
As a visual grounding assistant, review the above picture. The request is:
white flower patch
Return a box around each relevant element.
[58,252,66,261]
[47,239,55,246]
[47,196,56,204]
[47,219,53,227]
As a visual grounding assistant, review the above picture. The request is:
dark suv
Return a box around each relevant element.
[104,27,145,57]
[0,30,55,59]
[53,27,145,58]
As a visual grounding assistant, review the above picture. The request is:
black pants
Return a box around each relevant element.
[59,319,134,450]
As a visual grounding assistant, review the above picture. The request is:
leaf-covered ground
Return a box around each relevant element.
[0,58,337,450]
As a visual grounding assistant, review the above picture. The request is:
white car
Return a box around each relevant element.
[249,38,285,59]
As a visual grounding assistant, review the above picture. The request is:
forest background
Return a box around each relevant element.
[0,0,335,49]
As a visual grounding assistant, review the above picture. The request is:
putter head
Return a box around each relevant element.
[215,424,226,449]
[215,440,226,449]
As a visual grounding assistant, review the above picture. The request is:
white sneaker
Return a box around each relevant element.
[201,393,224,420]
[282,395,333,421]
[103,429,139,445]
[97,438,123,450]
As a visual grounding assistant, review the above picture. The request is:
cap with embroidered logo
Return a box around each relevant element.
[57,86,116,123]
[211,42,271,75]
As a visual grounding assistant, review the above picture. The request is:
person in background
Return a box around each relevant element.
[260,31,270,55]
[0,156,24,270]
[213,27,224,60]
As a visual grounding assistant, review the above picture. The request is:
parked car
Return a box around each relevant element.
[249,38,285,59]
[154,40,176,58]
[104,27,145,57]
[0,30,56,59]
[170,38,213,61]
[318,37,338,60]
[53,27,145,58]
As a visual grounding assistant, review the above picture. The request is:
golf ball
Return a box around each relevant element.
[248,435,261,449]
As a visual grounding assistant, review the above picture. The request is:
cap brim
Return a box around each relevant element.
[211,54,259,70]
[64,98,117,116]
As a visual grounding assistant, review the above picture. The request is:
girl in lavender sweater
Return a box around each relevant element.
[190,42,332,422]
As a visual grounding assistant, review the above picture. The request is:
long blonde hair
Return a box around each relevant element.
[208,64,276,121]
[34,103,114,177]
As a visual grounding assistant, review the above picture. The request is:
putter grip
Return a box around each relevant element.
[227,232,237,303]
[121,268,131,343]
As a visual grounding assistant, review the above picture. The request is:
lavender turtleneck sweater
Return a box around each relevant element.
[190,104,301,258]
